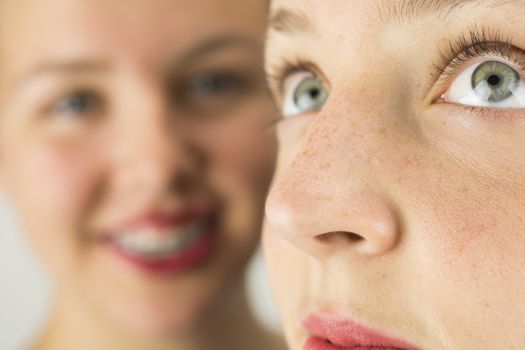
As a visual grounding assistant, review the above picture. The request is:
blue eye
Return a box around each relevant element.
[170,70,259,115]
[189,72,247,96]
[52,91,103,118]
[443,60,525,108]
[282,72,329,117]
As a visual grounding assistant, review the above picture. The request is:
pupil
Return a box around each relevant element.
[194,75,223,92]
[487,74,501,86]
[309,88,320,99]
[73,98,86,108]
[68,96,89,111]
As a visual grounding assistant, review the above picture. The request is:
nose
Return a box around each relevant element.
[110,91,202,202]
[265,107,401,259]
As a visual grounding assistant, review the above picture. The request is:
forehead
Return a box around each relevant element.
[268,0,519,29]
[265,0,524,66]
[0,0,267,66]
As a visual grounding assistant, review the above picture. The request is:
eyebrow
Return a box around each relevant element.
[14,61,110,88]
[268,0,516,34]
[177,35,261,65]
[267,8,313,35]
[377,0,517,24]
[12,36,259,89]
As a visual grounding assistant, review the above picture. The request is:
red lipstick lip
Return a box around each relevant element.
[100,205,219,274]
[108,226,217,274]
[105,206,215,235]
[303,314,419,350]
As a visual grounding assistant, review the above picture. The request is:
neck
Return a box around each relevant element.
[35,280,284,350]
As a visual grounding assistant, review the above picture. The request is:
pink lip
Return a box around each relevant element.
[102,206,218,274]
[303,314,419,350]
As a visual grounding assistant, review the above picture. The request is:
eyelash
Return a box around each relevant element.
[266,59,318,100]
[432,26,523,81]
[265,26,525,130]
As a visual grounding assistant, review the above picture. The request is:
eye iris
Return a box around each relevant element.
[471,61,519,103]
[56,92,98,116]
[293,77,328,111]
[68,96,89,112]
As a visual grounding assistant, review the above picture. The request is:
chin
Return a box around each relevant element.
[106,293,215,337]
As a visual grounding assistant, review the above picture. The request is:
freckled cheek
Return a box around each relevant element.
[403,173,525,294]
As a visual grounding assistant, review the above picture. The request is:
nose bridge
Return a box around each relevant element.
[281,97,390,202]
[266,98,401,258]
[120,87,174,161]
[110,83,196,197]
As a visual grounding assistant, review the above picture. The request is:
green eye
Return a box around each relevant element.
[471,61,519,103]
[293,76,328,111]
[283,74,329,117]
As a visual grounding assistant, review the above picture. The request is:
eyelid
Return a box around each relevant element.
[436,44,525,84]
[266,59,327,103]
[432,27,523,81]
[429,27,525,106]
[434,55,525,105]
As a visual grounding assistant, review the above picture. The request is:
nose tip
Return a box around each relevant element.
[111,125,202,200]
[265,183,401,259]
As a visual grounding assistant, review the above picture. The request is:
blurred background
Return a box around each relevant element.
[0,195,281,350]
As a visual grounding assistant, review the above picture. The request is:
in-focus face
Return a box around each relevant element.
[264,0,525,349]
[0,0,275,336]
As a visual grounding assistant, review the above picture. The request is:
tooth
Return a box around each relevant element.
[113,220,208,259]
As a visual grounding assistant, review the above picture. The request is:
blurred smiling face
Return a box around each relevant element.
[0,0,274,336]
[264,0,525,349]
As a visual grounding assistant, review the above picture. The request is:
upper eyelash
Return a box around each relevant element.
[266,59,317,100]
[432,26,519,81]
[264,60,316,130]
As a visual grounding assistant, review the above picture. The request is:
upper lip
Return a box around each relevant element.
[103,206,215,236]
[303,313,419,350]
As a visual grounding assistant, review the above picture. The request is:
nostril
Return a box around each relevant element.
[345,232,365,242]
[316,231,365,244]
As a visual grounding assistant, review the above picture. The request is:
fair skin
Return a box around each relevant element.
[263,0,525,349]
[0,1,284,350]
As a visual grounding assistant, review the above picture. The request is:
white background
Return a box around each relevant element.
[0,195,281,350]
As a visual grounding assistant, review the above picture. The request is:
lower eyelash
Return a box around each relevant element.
[432,26,517,81]
[440,103,525,123]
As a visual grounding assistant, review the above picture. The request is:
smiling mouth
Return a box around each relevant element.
[102,209,218,274]
[112,219,211,259]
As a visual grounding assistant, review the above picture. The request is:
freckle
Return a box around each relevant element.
[321,162,331,170]
[402,158,412,167]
